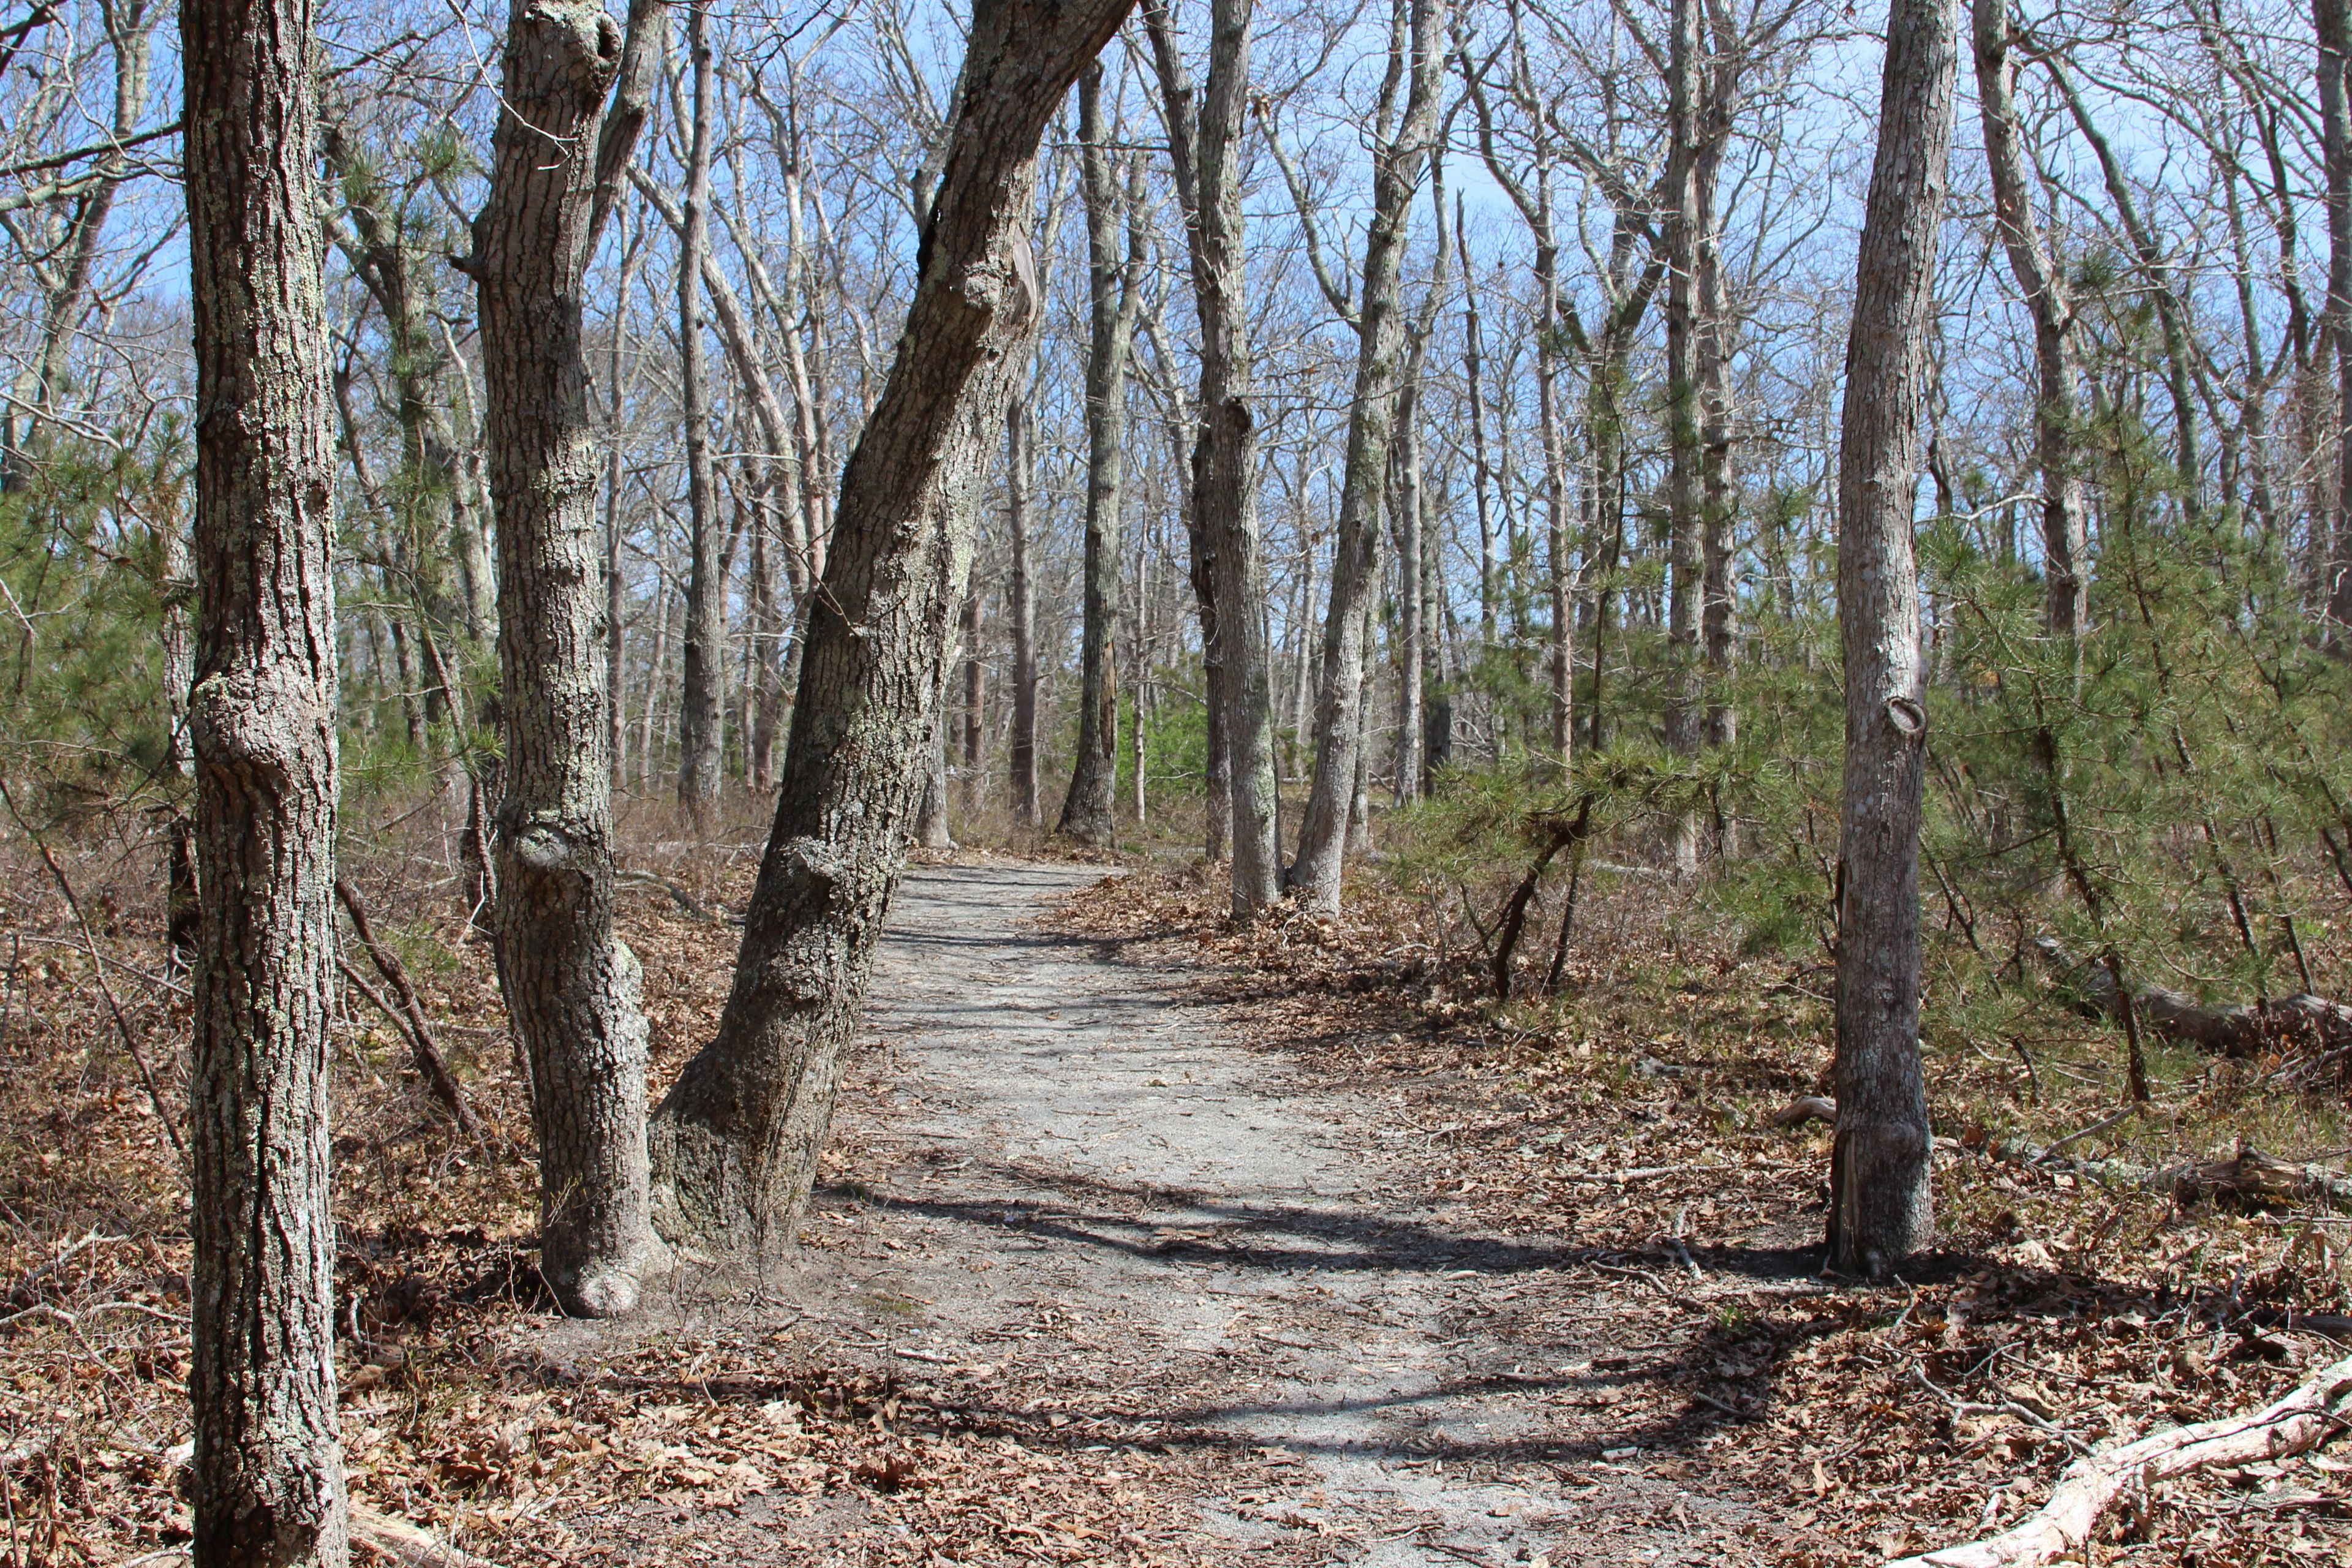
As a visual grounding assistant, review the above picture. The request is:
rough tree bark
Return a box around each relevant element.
[1972,0,2086,639]
[182,0,350,1555]
[470,0,671,1318]
[1057,63,1145,845]
[1828,0,1956,1279]
[1146,0,1280,917]
[648,0,1136,1257]
[676,0,725,820]
[1291,0,1452,914]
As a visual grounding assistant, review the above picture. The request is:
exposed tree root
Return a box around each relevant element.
[1887,1353,2352,1567]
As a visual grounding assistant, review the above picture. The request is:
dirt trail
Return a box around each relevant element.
[533,861,1774,1564]
[786,862,1764,1564]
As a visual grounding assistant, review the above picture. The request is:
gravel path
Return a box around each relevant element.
[795,861,1762,1565]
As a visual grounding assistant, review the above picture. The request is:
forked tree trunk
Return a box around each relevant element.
[1829,0,1956,1279]
[1973,0,2086,639]
[472,0,670,1318]
[182,0,350,1556]
[649,0,1136,1258]
[1057,64,1144,846]
[1291,0,1451,915]
[1145,0,1277,916]
[676,1,726,821]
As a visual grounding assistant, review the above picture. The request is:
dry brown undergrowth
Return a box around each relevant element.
[0,809,1212,1567]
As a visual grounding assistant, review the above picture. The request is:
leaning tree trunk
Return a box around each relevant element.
[1973,0,2086,640]
[1145,0,1275,914]
[183,0,350,1557]
[472,0,670,1318]
[1057,64,1144,845]
[649,0,1137,1259]
[1290,0,1450,915]
[676,0,726,822]
[1829,0,1956,1279]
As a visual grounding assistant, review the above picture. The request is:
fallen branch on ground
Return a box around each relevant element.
[2035,937,2352,1058]
[353,1502,498,1567]
[1887,1352,2352,1568]
[1770,1096,1836,1129]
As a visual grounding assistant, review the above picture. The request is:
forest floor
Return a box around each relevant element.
[10,827,2352,1566]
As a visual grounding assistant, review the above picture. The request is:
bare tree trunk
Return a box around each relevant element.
[1058,65,1144,845]
[1974,0,2086,640]
[1146,0,1277,915]
[749,480,784,791]
[1695,92,1737,753]
[2321,0,2352,638]
[647,0,1133,1259]
[183,0,350,1554]
[1006,396,1041,827]
[1828,0,1956,1280]
[1391,160,1448,807]
[1291,0,1451,915]
[676,2,725,822]
[960,572,984,809]
[606,210,639,790]
[1458,202,1497,647]
[1663,0,1704,872]
[471,0,670,1318]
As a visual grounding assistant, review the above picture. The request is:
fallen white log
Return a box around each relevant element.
[1886,1352,2352,1568]
[352,1504,499,1568]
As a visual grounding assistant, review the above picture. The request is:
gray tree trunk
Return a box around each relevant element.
[1145,0,1277,916]
[1005,396,1041,827]
[1972,0,2086,639]
[648,0,1134,1258]
[471,0,671,1318]
[960,581,984,809]
[1291,0,1450,915]
[1058,64,1145,845]
[182,0,350,1555]
[605,210,641,790]
[1829,0,1957,1279]
[1391,161,1448,807]
[676,2,725,822]
[2319,0,2352,636]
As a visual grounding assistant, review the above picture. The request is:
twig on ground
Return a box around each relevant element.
[2034,1106,2137,1162]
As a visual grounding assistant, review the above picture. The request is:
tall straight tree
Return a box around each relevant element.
[1058,61,1146,845]
[650,0,1138,1257]
[182,0,350,1555]
[2320,0,2352,635]
[1972,0,2085,638]
[676,0,726,819]
[1829,0,1957,1278]
[1289,0,1452,915]
[472,0,670,1317]
[1006,394,1041,826]
[1144,0,1281,918]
